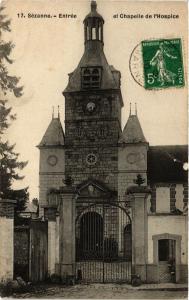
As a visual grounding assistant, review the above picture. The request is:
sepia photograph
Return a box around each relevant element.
[0,0,188,298]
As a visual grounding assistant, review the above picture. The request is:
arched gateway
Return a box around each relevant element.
[75,181,132,283]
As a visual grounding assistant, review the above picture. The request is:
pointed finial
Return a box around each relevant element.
[58,105,60,119]
[91,0,97,12]
[129,103,131,116]
[135,103,137,115]
[52,106,54,119]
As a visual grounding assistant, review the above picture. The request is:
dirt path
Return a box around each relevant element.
[13,283,188,299]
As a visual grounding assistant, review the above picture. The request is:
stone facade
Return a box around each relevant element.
[64,85,122,194]
[37,1,188,284]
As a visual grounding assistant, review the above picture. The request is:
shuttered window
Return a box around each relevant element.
[81,67,101,89]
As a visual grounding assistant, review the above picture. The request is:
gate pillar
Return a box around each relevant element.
[127,186,151,282]
[45,207,57,276]
[59,185,77,282]
[0,199,16,282]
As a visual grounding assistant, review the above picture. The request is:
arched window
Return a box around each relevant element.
[98,26,101,41]
[92,27,96,40]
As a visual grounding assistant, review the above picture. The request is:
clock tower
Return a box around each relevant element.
[63,1,123,192]
[37,1,150,281]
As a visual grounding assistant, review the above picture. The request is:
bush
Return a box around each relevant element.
[0,278,33,297]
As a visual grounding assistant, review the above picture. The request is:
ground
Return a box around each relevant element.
[12,283,188,299]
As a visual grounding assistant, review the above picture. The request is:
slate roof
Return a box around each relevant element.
[63,1,120,93]
[119,114,147,144]
[148,145,188,183]
[64,47,120,93]
[38,118,65,147]
[84,1,104,22]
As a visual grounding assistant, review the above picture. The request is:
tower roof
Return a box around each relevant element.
[64,48,120,93]
[119,114,147,144]
[63,1,121,93]
[38,118,65,147]
[84,1,104,22]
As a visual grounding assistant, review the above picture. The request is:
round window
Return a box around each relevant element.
[86,153,97,166]
[47,155,58,166]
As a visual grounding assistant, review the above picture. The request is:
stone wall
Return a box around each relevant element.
[64,93,122,124]
[118,172,147,202]
[64,92,122,192]
[0,217,14,281]
[48,221,56,275]
[0,199,15,282]
[65,146,118,191]
[118,144,148,205]
[39,174,64,215]
[39,147,65,215]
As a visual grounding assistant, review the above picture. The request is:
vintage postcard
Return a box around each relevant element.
[0,0,188,298]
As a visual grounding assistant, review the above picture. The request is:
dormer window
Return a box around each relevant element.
[81,67,102,89]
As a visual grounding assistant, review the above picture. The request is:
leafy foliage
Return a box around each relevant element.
[0,6,28,214]
[0,7,23,97]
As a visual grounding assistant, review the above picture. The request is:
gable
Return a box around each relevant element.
[76,179,116,200]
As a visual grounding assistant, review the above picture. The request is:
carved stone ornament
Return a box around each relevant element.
[47,155,58,166]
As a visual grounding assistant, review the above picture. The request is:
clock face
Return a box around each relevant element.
[47,155,58,166]
[86,153,97,166]
[127,152,145,164]
[86,102,96,113]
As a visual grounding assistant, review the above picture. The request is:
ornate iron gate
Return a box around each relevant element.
[76,201,132,283]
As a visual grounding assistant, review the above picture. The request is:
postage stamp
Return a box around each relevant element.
[141,38,185,89]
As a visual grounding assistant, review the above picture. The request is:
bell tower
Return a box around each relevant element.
[84,0,104,46]
[63,1,124,192]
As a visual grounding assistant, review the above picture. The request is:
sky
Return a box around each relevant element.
[3,0,188,200]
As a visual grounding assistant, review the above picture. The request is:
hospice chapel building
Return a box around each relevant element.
[38,1,188,283]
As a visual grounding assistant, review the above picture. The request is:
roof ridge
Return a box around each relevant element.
[119,114,147,144]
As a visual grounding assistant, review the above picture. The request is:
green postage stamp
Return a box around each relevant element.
[142,38,185,89]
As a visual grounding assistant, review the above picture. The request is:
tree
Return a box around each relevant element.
[0,6,23,97]
[0,6,28,214]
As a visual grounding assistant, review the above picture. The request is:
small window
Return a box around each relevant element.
[92,28,96,40]
[99,28,101,40]
[87,27,90,40]
[81,67,101,89]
